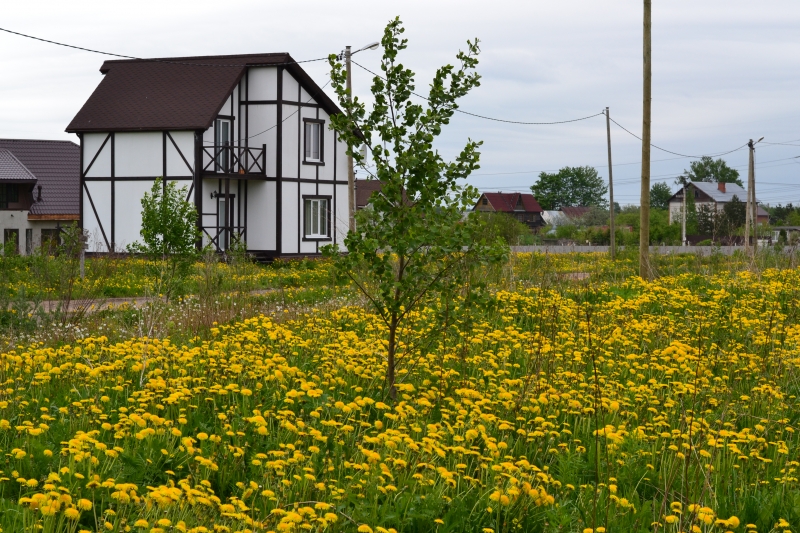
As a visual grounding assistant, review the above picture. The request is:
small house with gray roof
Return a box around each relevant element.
[0,139,80,254]
[668,181,768,226]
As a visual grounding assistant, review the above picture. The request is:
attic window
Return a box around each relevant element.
[0,184,20,209]
[515,196,524,211]
[481,197,488,205]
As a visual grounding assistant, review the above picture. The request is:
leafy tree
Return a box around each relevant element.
[680,156,743,187]
[324,18,508,398]
[530,166,608,210]
[128,178,200,301]
[722,195,746,229]
[476,212,532,246]
[650,182,673,210]
[578,206,610,227]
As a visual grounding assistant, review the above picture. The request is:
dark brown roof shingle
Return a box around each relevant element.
[480,192,543,213]
[0,139,79,216]
[0,149,37,182]
[66,53,341,133]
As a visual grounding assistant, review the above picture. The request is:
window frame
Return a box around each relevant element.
[0,184,20,210]
[302,195,332,241]
[303,119,325,166]
[215,118,232,172]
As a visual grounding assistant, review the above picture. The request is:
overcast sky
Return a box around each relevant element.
[2,0,799,206]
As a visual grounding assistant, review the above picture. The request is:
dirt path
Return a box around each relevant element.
[37,287,278,314]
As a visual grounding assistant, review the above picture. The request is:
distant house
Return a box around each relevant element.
[541,210,570,227]
[0,139,80,254]
[355,179,383,210]
[668,181,768,225]
[771,226,800,243]
[473,192,544,229]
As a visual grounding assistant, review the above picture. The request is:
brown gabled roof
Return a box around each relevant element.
[479,192,543,213]
[355,179,384,209]
[66,53,341,133]
[559,206,591,219]
[0,139,80,216]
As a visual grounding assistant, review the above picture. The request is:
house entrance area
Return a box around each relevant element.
[201,178,247,252]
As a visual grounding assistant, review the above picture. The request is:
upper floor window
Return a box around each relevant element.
[304,120,324,164]
[215,119,231,171]
[0,184,20,209]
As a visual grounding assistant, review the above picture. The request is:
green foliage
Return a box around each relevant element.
[614,205,681,245]
[649,182,673,210]
[474,212,532,246]
[130,178,199,258]
[697,195,746,240]
[722,194,746,228]
[128,178,200,301]
[680,156,743,187]
[530,166,608,210]
[769,203,800,226]
[686,188,699,235]
[324,18,508,397]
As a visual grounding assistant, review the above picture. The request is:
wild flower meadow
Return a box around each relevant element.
[0,252,798,532]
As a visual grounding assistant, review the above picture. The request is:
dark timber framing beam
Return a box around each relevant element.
[276,66,284,255]
[194,130,204,251]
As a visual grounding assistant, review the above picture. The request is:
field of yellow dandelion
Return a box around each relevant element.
[1,254,799,532]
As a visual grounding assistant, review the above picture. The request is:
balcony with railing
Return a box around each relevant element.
[202,144,267,176]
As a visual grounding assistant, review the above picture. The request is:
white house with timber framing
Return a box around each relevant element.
[66,53,349,259]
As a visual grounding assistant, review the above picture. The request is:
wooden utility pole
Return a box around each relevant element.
[639,0,652,278]
[681,179,687,246]
[605,107,616,260]
[746,138,758,253]
[346,45,356,233]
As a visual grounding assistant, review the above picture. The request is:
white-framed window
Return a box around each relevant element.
[215,119,231,171]
[304,120,323,163]
[304,197,330,239]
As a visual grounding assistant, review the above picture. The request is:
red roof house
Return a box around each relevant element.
[473,192,544,229]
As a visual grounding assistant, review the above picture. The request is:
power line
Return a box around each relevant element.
[607,116,749,159]
[0,26,328,68]
[204,79,333,144]
[351,60,605,126]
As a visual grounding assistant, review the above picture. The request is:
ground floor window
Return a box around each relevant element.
[41,228,61,252]
[303,197,330,239]
[3,228,19,254]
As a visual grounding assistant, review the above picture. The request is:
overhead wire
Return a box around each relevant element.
[350,60,605,125]
[607,116,749,159]
[0,26,328,68]
[203,79,333,144]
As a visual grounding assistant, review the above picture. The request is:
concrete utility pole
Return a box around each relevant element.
[345,45,356,233]
[745,138,763,253]
[639,0,652,278]
[750,141,758,253]
[605,107,616,260]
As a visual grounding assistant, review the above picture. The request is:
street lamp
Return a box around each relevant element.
[339,41,380,233]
